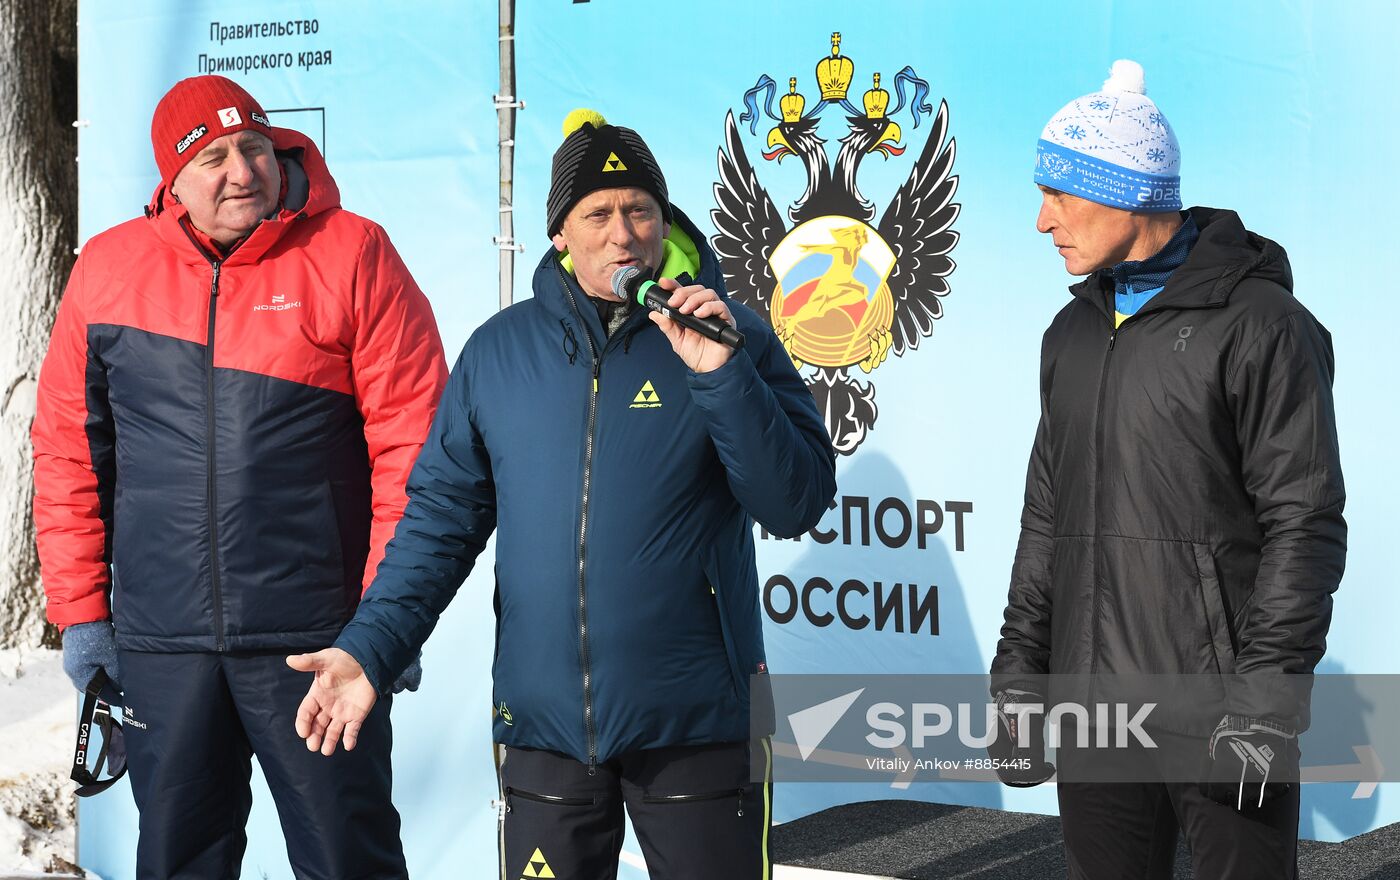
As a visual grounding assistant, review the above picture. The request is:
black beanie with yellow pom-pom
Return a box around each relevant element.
[546,108,672,236]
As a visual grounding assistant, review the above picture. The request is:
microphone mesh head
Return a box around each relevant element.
[611,264,642,300]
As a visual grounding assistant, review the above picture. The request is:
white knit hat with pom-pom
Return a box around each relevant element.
[1034,60,1181,212]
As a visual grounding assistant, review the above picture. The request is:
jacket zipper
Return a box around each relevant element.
[555,261,601,774]
[205,263,227,650]
[641,787,748,817]
[503,786,596,810]
[1089,320,1118,677]
[182,223,228,651]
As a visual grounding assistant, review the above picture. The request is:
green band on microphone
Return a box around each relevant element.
[635,279,660,306]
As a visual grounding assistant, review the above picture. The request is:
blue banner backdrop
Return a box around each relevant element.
[74,2,502,877]
[75,1,1397,876]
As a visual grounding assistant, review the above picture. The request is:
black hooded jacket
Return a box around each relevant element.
[992,207,1346,727]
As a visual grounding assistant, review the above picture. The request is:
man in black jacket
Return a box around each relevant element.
[991,61,1345,879]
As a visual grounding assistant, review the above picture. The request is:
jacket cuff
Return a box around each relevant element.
[46,592,111,628]
[686,347,756,398]
[333,623,394,695]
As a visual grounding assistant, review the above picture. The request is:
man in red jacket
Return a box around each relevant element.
[32,75,447,879]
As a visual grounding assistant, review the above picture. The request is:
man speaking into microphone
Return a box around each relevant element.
[288,109,836,878]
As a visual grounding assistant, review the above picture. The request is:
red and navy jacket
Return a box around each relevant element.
[33,127,449,652]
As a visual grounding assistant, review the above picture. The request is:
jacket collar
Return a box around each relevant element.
[1107,212,1199,298]
[1069,207,1293,318]
[530,204,725,330]
[145,126,341,267]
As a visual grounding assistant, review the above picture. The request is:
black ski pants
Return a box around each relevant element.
[497,739,772,880]
[1057,725,1300,879]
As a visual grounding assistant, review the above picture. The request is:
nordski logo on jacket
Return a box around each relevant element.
[253,294,301,312]
[711,32,960,455]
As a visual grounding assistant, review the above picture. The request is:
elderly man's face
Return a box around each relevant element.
[552,188,669,300]
[1035,185,1143,276]
[172,130,280,248]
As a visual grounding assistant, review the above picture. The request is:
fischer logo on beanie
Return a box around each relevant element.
[150,75,273,186]
[1034,60,1181,212]
[546,108,672,236]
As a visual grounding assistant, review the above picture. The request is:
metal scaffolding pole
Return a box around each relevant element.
[495,0,521,310]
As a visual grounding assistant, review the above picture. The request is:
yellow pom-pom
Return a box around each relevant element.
[562,108,608,138]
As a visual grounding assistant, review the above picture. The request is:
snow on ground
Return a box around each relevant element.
[0,648,85,876]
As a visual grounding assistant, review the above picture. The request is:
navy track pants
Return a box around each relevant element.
[118,650,407,880]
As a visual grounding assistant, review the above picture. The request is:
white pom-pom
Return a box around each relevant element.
[1103,59,1146,95]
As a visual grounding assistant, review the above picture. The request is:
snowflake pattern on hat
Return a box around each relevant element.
[1034,60,1182,212]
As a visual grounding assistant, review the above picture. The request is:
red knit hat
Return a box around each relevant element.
[150,75,274,186]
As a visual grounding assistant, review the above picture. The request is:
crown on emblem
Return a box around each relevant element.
[863,72,889,119]
[816,32,854,101]
[781,76,806,122]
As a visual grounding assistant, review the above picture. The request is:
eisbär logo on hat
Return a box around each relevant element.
[150,75,274,187]
[174,124,208,156]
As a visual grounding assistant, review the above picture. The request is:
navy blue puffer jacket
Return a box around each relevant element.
[336,208,836,764]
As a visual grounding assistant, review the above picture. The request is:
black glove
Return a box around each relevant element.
[1201,714,1297,810]
[988,689,1056,787]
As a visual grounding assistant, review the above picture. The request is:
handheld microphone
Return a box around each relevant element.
[611,265,746,350]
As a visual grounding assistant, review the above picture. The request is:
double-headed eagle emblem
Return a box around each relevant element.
[711,33,960,454]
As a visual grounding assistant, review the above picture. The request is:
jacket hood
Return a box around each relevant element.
[1071,207,1293,314]
[145,126,342,264]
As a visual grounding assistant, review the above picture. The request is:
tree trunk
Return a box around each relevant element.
[0,0,77,649]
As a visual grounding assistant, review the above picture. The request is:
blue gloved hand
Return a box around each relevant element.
[61,621,121,693]
[391,653,422,694]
